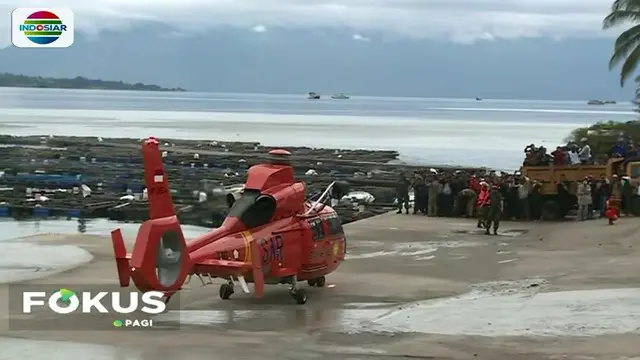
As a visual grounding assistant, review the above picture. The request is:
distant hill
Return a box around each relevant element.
[0,72,186,92]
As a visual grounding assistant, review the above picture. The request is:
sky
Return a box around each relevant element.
[0,0,624,48]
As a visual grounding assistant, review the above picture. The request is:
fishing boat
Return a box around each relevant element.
[331,93,350,99]
[587,100,605,105]
[475,97,482,101]
[308,92,320,99]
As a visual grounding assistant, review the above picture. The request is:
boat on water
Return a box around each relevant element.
[331,93,350,99]
[475,97,482,101]
[587,100,616,105]
[308,92,320,99]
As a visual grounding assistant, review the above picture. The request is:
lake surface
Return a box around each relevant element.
[0,88,635,170]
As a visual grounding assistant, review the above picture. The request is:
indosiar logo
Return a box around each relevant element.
[12,8,75,48]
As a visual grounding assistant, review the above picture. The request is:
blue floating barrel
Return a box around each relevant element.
[33,207,50,217]
[0,206,9,217]
[67,209,82,218]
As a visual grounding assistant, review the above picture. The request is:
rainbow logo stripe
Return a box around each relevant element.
[20,10,67,45]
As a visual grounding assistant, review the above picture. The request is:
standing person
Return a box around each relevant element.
[469,175,480,194]
[507,179,519,220]
[551,146,566,165]
[622,176,633,216]
[412,173,426,215]
[609,174,622,219]
[517,177,531,220]
[485,185,503,235]
[476,182,490,228]
[605,198,619,225]
[589,175,598,217]
[395,173,411,214]
[529,180,542,220]
[576,178,592,221]
[596,174,610,217]
[578,137,592,164]
[568,148,580,165]
[459,187,477,218]
[427,177,442,216]
[440,177,454,216]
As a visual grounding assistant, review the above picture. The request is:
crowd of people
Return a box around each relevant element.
[525,136,640,167]
[394,165,638,233]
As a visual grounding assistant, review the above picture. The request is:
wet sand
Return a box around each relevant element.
[1,213,640,359]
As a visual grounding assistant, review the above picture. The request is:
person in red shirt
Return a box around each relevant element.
[605,199,618,225]
[551,146,566,165]
[476,182,491,228]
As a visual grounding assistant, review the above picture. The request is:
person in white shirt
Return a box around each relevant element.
[577,178,592,220]
[517,177,531,220]
[568,148,580,165]
[578,138,592,164]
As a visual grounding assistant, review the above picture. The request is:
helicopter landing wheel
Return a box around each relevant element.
[307,279,317,287]
[219,283,234,300]
[315,276,326,287]
[291,289,308,304]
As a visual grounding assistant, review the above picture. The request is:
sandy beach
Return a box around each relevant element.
[1,213,639,359]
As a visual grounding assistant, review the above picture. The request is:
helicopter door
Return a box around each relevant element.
[306,218,329,266]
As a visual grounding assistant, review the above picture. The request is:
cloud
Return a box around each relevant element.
[0,0,619,47]
[252,25,267,33]
[352,33,370,42]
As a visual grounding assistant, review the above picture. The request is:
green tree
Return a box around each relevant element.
[603,0,640,87]
[565,120,640,155]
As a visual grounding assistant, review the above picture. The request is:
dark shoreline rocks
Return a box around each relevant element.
[0,135,486,227]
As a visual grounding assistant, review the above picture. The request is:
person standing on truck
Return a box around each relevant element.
[485,184,503,235]
[568,148,580,165]
[578,138,592,164]
[577,178,592,221]
[551,146,566,165]
[609,139,627,158]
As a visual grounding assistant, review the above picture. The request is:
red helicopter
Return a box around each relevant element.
[110,137,347,304]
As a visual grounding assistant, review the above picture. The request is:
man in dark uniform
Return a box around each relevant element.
[396,173,411,214]
[412,172,426,214]
[485,184,503,235]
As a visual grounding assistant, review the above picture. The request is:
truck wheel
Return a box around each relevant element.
[541,200,560,221]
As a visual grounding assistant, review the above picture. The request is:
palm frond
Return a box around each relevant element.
[619,45,640,86]
[608,25,640,69]
[604,10,640,29]
[611,0,640,12]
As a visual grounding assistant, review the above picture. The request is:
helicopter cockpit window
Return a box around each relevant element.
[309,219,324,241]
[630,163,640,178]
[227,190,276,228]
[326,217,343,235]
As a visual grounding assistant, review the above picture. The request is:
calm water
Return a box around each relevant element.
[0,88,636,357]
[0,88,635,169]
